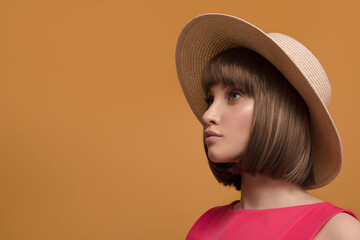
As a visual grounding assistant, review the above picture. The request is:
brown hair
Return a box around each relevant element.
[201,47,315,190]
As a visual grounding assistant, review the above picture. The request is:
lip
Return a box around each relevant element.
[204,129,222,138]
[204,129,222,144]
[205,135,222,144]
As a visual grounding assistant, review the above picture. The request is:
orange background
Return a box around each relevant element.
[0,0,359,239]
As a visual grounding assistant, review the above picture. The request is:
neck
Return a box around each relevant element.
[235,173,321,210]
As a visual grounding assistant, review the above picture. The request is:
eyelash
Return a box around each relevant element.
[204,90,243,107]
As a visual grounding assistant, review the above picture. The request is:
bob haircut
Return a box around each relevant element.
[202,47,315,191]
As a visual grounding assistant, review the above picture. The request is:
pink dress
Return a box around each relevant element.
[186,201,358,240]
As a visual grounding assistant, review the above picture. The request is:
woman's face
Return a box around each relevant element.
[202,83,254,163]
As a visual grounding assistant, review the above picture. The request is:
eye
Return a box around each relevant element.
[228,90,243,102]
[204,96,214,107]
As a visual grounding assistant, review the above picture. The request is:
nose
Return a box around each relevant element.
[202,102,221,126]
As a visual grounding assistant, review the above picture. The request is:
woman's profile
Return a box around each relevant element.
[175,13,360,239]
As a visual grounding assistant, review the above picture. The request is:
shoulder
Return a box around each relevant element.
[314,212,360,240]
[186,202,233,239]
[191,201,234,227]
[197,201,234,220]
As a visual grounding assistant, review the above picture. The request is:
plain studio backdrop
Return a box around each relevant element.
[0,0,359,239]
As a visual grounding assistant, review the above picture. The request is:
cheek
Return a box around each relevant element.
[235,101,254,127]
[230,101,254,146]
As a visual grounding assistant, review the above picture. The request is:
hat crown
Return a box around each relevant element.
[267,33,331,106]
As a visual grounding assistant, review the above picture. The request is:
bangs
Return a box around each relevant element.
[201,47,259,96]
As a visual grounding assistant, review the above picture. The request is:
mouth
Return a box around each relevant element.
[205,135,222,144]
[204,129,222,144]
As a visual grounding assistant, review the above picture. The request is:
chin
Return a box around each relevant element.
[208,153,238,163]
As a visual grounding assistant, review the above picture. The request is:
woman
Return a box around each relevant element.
[175,14,360,239]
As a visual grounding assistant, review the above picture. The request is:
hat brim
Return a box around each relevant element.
[175,13,342,189]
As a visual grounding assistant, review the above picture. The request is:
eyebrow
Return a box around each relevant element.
[206,85,233,94]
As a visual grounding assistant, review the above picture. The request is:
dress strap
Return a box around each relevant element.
[282,202,358,239]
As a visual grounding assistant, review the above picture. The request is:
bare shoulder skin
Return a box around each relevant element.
[314,212,360,240]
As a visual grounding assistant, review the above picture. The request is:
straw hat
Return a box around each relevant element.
[175,13,342,189]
